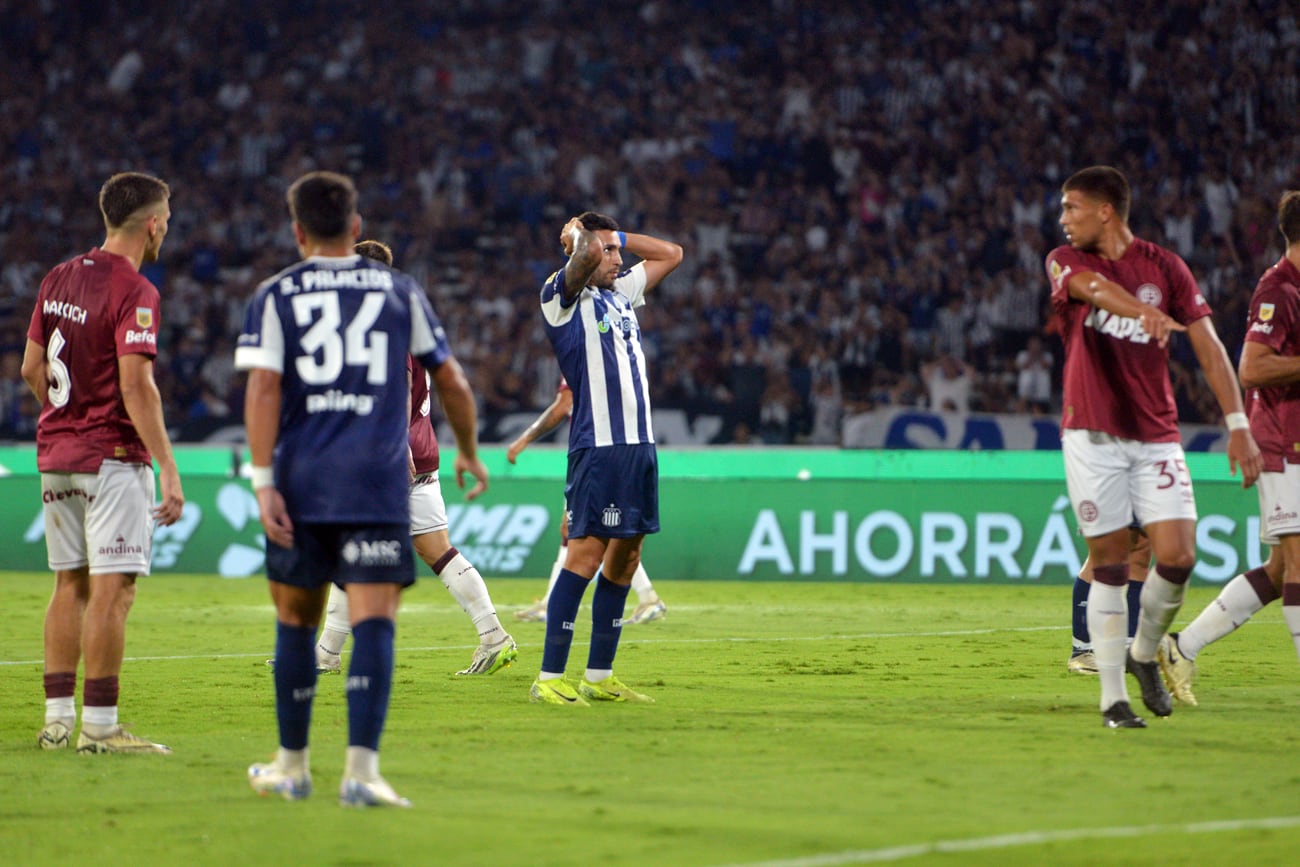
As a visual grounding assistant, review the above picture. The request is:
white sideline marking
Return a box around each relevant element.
[0,625,1069,667]
[709,815,1300,866]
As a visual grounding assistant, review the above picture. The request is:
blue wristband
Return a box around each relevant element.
[617,231,627,248]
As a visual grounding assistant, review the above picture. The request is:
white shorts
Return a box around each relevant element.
[1257,465,1300,545]
[410,472,448,536]
[42,460,155,575]
[1061,430,1198,538]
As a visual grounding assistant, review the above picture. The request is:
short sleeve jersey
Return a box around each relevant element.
[235,255,449,524]
[540,262,653,449]
[1046,237,1211,442]
[1242,256,1300,471]
[407,355,440,475]
[26,248,161,473]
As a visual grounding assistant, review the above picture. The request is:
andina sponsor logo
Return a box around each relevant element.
[99,536,144,557]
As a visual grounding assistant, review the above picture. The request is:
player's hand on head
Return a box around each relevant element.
[454,452,489,501]
[560,217,579,256]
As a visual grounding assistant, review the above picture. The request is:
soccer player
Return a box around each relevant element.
[1157,189,1300,706]
[23,171,185,754]
[529,212,682,705]
[506,377,667,626]
[238,171,483,806]
[311,239,513,677]
[1067,525,1149,674]
[1046,165,1262,728]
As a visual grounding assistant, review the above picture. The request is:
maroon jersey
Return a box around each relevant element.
[26,248,160,473]
[1046,237,1211,442]
[407,355,439,475]
[1243,256,1300,472]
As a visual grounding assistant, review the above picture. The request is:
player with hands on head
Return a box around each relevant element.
[1045,165,1261,729]
[25,171,184,755]
[530,211,682,705]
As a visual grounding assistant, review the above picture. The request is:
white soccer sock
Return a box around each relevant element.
[81,704,119,737]
[344,746,379,782]
[45,696,75,726]
[317,584,351,656]
[439,552,507,646]
[1131,571,1185,661]
[1088,582,1129,711]
[543,545,565,602]
[278,746,309,774]
[1178,573,1269,660]
[630,563,656,601]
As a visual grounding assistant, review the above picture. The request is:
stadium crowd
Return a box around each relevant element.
[1,0,1297,444]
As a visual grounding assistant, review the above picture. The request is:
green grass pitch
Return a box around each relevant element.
[3,572,1300,866]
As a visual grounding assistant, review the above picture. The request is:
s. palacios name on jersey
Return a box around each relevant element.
[277,267,394,295]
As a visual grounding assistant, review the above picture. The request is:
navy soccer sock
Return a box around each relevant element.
[274,622,317,750]
[541,568,590,675]
[1071,577,1090,646]
[347,617,395,750]
[1127,580,1143,639]
[587,574,631,672]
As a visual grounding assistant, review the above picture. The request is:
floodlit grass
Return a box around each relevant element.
[3,572,1300,866]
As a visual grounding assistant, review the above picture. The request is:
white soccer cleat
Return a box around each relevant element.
[339,776,411,808]
[514,599,548,623]
[315,645,342,674]
[1158,632,1198,706]
[76,725,172,755]
[248,761,313,800]
[456,636,518,676]
[627,598,667,625]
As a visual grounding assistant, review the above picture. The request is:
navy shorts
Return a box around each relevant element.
[565,444,660,539]
[265,522,416,589]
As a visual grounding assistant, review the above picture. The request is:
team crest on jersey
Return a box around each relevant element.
[1259,303,1275,322]
[1136,284,1162,307]
[136,307,153,329]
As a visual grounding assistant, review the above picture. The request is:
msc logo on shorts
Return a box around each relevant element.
[342,539,403,566]
[602,504,622,528]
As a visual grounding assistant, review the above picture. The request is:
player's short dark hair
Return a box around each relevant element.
[578,211,620,233]
[287,171,358,240]
[99,172,170,229]
[1278,191,1300,246]
[355,239,393,265]
[1062,166,1130,222]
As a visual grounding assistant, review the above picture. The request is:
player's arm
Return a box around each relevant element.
[562,219,603,302]
[118,354,185,526]
[623,232,683,291]
[244,367,293,547]
[20,338,48,404]
[1186,317,1263,488]
[1239,340,1300,388]
[430,355,488,501]
[1064,271,1185,347]
[506,388,574,464]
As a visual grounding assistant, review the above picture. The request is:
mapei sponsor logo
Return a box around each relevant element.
[342,538,403,567]
[1082,307,1153,344]
[125,329,157,345]
[306,390,375,415]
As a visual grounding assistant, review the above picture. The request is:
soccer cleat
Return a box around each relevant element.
[248,762,313,800]
[529,678,589,706]
[514,599,548,623]
[1158,632,1198,706]
[627,598,667,625]
[1066,649,1098,675]
[76,725,172,755]
[339,776,411,808]
[456,637,518,676]
[315,645,342,674]
[1126,650,1173,717]
[578,674,655,703]
[1101,700,1147,729]
[37,720,72,751]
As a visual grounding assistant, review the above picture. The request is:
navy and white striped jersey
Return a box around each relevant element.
[235,254,450,524]
[540,262,653,449]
